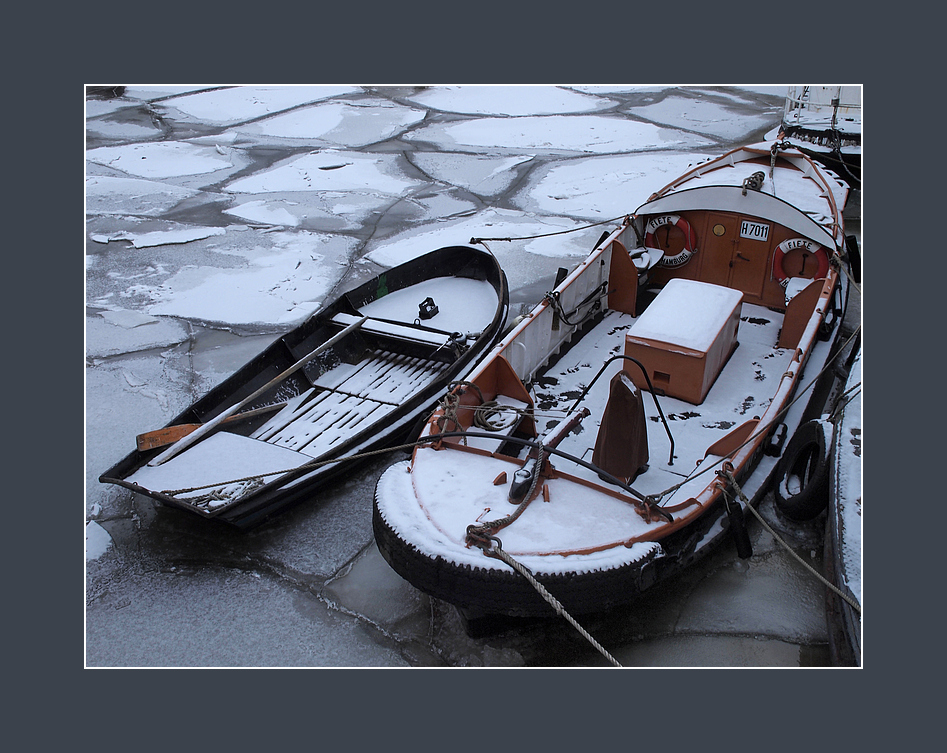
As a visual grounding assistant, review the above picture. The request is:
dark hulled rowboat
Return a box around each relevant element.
[100,245,509,530]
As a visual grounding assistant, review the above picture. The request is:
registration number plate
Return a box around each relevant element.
[740,220,770,241]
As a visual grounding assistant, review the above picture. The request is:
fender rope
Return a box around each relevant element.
[722,469,861,614]
[471,534,623,667]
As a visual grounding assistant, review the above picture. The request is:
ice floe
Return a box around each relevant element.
[86,176,200,217]
[224,149,423,195]
[229,100,427,147]
[152,85,360,125]
[402,85,615,116]
[87,141,240,180]
[404,114,714,154]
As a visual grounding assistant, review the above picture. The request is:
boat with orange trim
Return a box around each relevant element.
[373,141,860,628]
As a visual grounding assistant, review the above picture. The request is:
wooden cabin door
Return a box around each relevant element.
[701,212,770,301]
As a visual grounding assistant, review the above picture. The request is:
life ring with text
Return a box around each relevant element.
[645,214,697,267]
[772,237,830,287]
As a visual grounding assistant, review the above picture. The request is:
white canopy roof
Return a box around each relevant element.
[634,185,837,249]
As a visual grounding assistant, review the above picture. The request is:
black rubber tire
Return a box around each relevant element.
[372,477,663,618]
[774,420,832,521]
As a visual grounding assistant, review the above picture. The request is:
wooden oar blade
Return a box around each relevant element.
[135,400,290,453]
[136,424,201,451]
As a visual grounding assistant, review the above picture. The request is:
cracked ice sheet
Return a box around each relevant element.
[152,85,360,125]
[86,314,189,361]
[225,149,423,195]
[87,141,246,182]
[363,207,601,292]
[145,231,358,327]
[86,116,164,142]
[411,153,535,197]
[223,192,397,232]
[229,100,426,148]
[517,151,717,220]
[404,114,714,155]
[97,226,228,249]
[85,176,201,217]
[401,85,616,116]
[627,93,781,140]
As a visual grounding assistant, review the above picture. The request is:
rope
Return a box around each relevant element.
[469,215,629,245]
[165,315,860,505]
[471,534,622,667]
[465,447,545,540]
[544,283,608,328]
[159,441,423,498]
[722,469,861,614]
[644,322,862,506]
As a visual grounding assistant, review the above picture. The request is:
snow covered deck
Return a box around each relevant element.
[530,302,792,508]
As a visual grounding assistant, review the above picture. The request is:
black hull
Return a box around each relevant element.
[373,477,733,618]
[100,245,509,530]
[781,126,860,184]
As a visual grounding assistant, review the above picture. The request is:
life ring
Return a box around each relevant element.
[772,237,830,287]
[774,419,833,521]
[644,214,697,267]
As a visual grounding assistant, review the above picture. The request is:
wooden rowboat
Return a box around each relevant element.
[373,142,860,629]
[100,245,509,530]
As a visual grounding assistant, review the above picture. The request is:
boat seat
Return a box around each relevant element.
[331,312,458,349]
[631,247,664,277]
[251,349,449,457]
[591,371,649,483]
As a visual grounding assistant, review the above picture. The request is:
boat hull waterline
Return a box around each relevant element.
[100,245,510,530]
[373,142,857,620]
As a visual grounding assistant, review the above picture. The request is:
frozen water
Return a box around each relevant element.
[86,176,201,216]
[402,84,615,116]
[152,85,361,125]
[516,151,714,220]
[87,141,242,180]
[86,84,859,667]
[404,114,715,154]
[229,100,427,147]
[626,89,782,140]
[85,522,112,561]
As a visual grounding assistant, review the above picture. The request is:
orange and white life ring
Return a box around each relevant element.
[772,237,830,287]
[644,214,697,267]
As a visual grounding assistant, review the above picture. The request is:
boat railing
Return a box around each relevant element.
[783,86,861,131]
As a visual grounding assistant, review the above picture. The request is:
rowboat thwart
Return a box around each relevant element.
[373,141,859,627]
[100,245,509,529]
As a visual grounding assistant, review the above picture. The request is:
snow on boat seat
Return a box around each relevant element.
[126,432,312,508]
[331,312,456,349]
[623,279,743,405]
[251,349,450,457]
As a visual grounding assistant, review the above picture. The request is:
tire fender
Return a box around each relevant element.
[774,419,833,521]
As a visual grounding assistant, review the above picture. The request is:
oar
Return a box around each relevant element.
[136,401,289,451]
[148,316,367,466]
